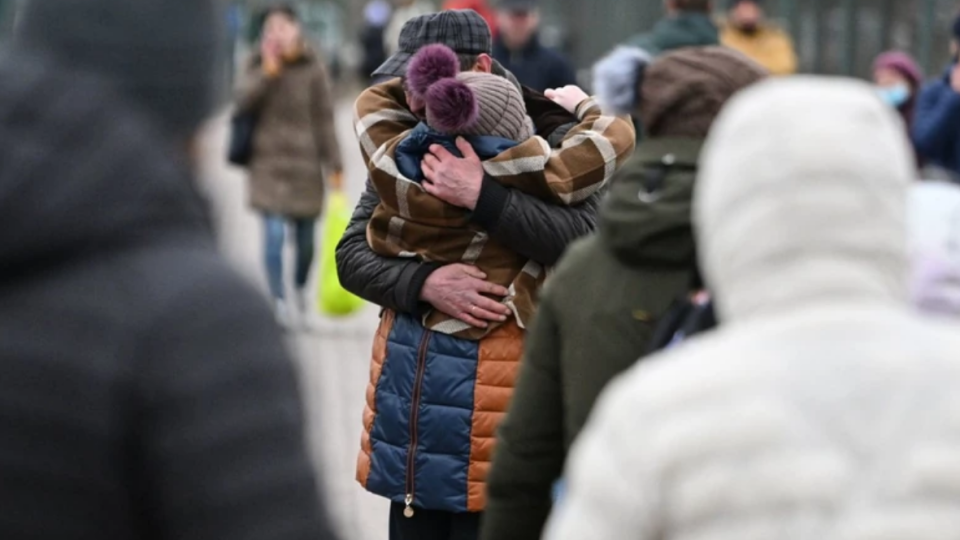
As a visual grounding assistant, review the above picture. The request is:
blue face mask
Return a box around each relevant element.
[877,84,911,108]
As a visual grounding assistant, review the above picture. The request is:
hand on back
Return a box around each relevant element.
[420,264,512,329]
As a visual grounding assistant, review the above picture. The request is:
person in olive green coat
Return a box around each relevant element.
[481,46,767,540]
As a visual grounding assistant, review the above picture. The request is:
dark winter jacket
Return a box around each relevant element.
[913,67,960,176]
[483,138,703,540]
[492,34,578,93]
[336,87,601,315]
[0,55,336,540]
[628,12,720,55]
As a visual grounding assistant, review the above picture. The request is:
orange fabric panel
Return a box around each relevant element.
[356,310,394,488]
[467,320,525,512]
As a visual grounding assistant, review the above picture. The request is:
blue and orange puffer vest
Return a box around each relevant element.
[357,124,526,515]
[357,310,523,515]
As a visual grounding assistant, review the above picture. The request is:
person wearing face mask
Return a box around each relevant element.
[720,0,797,76]
[873,51,923,166]
[236,5,344,325]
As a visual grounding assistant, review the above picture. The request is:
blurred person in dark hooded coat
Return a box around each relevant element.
[0,0,338,539]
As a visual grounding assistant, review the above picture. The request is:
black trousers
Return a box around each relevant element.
[388,503,481,540]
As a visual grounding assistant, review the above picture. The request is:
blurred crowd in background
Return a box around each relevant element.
[4,0,960,540]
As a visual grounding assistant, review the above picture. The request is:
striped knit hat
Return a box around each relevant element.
[407,44,533,140]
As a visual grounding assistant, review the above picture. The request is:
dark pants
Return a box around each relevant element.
[389,503,481,540]
[263,215,316,300]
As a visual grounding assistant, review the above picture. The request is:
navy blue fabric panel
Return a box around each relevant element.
[365,439,408,503]
[372,392,410,453]
[367,314,421,501]
[418,347,475,456]
[420,349,477,408]
[368,313,480,513]
[414,450,469,512]
[417,401,473,455]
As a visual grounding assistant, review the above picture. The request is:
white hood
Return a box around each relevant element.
[909,181,960,316]
[696,77,914,323]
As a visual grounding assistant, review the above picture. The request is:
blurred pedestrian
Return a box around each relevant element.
[909,180,960,316]
[720,0,797,75]
[385,0,436,56]
[2,0,338,539]
[545,77,960,540]
[236,5,343,325]
[913,14,960,176]
[627,0,719,55]
[492,0,577,92]
[360,0,393,84]
[442,0,497,36]
[482,46,765,540]
[873,51,923,166]
[339,10,634,540]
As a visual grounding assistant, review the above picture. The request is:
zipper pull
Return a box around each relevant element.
[404,494,415,518]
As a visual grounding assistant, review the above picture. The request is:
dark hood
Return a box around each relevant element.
[599,138,702,268]
[0,52,211,280]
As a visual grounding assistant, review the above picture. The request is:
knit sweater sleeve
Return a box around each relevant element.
[354,78,419,167]
[483,98,636,205]
[133,266,336,540]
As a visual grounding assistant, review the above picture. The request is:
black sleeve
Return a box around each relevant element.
[135,265,338,540]
[472,179,603,266]
[335,179,440,313]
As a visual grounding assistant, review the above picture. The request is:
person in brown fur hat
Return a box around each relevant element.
[482,46,767,540]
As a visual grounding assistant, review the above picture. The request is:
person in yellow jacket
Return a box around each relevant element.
[720,0,797,75]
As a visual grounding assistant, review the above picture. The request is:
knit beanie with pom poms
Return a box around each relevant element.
[407,44,534,141]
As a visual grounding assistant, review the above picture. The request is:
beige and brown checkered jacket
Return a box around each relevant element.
[355,78,636,340]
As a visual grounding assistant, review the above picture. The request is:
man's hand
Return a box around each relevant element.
[420,264,512,329]
[951,63,960,93]
[545,85,590,115]
[422,138,484,210]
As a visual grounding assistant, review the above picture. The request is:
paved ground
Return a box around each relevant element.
[196,98,389,540]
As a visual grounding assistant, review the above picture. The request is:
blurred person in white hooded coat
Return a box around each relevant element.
[544,77,960,540]
[909,180,960,316]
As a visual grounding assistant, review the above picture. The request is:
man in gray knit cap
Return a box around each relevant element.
[0,1,338,539]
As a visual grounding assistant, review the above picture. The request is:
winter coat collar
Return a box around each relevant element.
[395,123,519,182]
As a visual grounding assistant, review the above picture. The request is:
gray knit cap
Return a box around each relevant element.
[455,72,533,140]
[16,0,223,139]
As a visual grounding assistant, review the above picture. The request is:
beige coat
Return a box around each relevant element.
[236,49,341,218]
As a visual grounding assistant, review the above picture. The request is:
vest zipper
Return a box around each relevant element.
[404,330,432,518]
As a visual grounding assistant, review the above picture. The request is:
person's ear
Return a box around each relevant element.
[475,54,493,73]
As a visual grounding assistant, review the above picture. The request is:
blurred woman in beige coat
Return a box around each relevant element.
[236,5,342,323]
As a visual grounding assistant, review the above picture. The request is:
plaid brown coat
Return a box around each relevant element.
[356,79,636,339]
